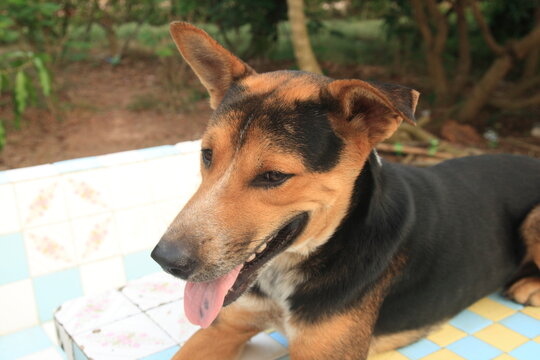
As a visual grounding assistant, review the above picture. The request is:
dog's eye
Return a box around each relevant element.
[201,149,213,168]
[252,171,293,188]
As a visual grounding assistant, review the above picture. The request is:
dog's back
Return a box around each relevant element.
[375,154,540,335]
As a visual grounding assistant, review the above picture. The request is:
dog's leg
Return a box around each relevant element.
[507,204,540,306]
[288,311,376,360]
[171,298,274,360]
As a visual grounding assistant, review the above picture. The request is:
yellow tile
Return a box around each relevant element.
[492,354,517,360]
[535,335,540,344]
[522,306,540,320]
[474,323,528,352]
[421,348,465,360]
[368,350,409,360]
[427,324,467,347]
[467,298,516,321]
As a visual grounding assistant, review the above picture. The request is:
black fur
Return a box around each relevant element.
[213,74,344,172]
[287,153,540,334]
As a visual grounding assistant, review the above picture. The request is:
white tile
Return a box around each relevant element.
[0,184,21,235]
[55,290,140,335]
[71,213,118,263]
[106,162,153,209]
[152,200,184,238]
[15,177,68,228]
[73,313,176,359]
[6,164,58,182]
[18,347,64,360]
[24,223,76,276]
[63,168,113,218]
[241,333,288,360]
[146,300,199,344]
[79,257,126,295]
[121,272,183,311]
[115,206,161,254]
[174,140,201,153]
[97,150,144,167]
[42,321,59,345]
[146,154,201,203]
[0,279,38,335]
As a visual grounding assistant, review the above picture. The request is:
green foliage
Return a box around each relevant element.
[0,51,53,148]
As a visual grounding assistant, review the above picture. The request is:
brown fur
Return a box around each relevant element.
[507,205,540,306]
[164,22,422,359]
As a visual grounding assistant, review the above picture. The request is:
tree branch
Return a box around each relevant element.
[453,0,471,94]
[489,92,540,110]
[470,0,505,55]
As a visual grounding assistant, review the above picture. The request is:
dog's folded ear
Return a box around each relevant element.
[324,79,419,144]
[169,22,255,109]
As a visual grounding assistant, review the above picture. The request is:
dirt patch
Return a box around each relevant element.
[0,58,210,170]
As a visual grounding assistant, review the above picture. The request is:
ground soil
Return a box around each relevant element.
[0,57,538,170]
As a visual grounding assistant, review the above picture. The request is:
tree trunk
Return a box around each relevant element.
[458,22,540,122]
[457,56,513,122]
[286,0,322,74]
[452,0,470,96]
[409,0,449,106]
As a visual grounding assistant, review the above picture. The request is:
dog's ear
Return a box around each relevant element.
[169,22,255,109]
[324,79,419,144]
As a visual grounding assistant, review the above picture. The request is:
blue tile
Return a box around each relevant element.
[73,343,88,360]
[33,268,83,322]
[397,339,439,360]
[447,336,502,360]
[510,341,540,360]
[449,309,492,333]
[0,326,51,360]
[0,233,29,285]
[488,293,524,310]
[269,332,289,348]
[137,145,180,160]
[500,313,540,338]
[124,249,162,281]
[54,157,102,173]
[140,346,180,360]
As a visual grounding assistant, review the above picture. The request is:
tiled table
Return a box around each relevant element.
[54,272,288,360]
[53,271,540,360]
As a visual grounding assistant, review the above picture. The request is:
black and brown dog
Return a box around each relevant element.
[151,22,540,360]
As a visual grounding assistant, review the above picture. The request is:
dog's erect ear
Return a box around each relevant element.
[325,79,419,144]
[169,22,255,109]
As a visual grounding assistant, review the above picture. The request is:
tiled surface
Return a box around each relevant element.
[1,140,539,359]
[50,277,540,360]
[0,141,201,340]
[54,273,289,360]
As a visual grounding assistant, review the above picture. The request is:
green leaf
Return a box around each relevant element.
[33,56,51,96]
[14,71,28,127]
[0,74,8,94]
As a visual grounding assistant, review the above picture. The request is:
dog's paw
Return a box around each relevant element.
[506,277,540,306]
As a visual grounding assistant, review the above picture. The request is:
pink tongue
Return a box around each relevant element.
[184,265,243,328]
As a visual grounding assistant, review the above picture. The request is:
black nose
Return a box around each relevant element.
[151,240,199,279]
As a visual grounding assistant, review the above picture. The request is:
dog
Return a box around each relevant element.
[151,22,540,360]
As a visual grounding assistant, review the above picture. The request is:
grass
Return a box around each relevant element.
[66,19,391,67]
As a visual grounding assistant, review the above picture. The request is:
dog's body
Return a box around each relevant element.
[151,23,540,359]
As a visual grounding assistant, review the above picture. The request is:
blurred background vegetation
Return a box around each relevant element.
[0,0,538,168]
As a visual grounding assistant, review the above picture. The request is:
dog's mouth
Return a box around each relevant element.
[183,212,309,328]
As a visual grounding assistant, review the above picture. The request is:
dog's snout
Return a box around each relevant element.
[151,240,199,280]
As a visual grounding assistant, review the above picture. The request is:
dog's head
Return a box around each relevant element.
[151,22,418,327]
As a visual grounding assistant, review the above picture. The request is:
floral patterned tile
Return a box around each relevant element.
[63,169,113,219]
[71,213,118,263]
[146,301,199,344]
[15,177,69,229]
[55,290,140,335]
[121,272,184,311]
[72,313,176,360]
[24,223,76,277]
